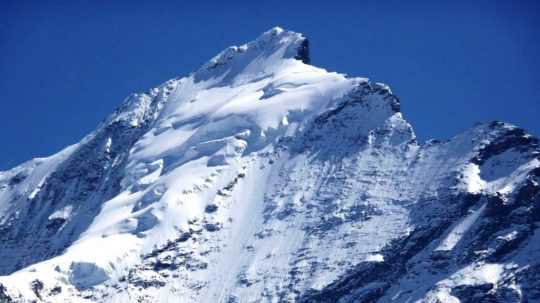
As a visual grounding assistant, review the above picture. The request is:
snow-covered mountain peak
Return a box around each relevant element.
[102,27,311,131]
[194,27,310,84]
[1,28,539,303]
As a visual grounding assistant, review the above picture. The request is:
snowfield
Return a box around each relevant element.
[0,27,539,303]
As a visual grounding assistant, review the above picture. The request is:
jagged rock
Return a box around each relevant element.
[204,204,219,213]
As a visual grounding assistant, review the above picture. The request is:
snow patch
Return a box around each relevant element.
[435,203,487,251]
[48,205,73,220]
[366,254,385,262]
[461,163,486,193]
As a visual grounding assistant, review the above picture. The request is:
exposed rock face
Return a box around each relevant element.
[0,27,538,303]
[294,38,310,64]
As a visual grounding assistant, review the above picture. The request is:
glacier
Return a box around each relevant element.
[0,27,539,303]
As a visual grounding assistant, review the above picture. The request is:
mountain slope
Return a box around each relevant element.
[0,27,538,303]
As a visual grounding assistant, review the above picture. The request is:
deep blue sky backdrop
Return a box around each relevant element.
[0,0,539,169]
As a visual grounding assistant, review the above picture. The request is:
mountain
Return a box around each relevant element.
[0,27,539,303]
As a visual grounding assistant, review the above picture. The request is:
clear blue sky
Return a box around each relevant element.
[1,0,539,170]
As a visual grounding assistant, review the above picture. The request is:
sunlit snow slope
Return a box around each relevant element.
[0,28,539,303]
